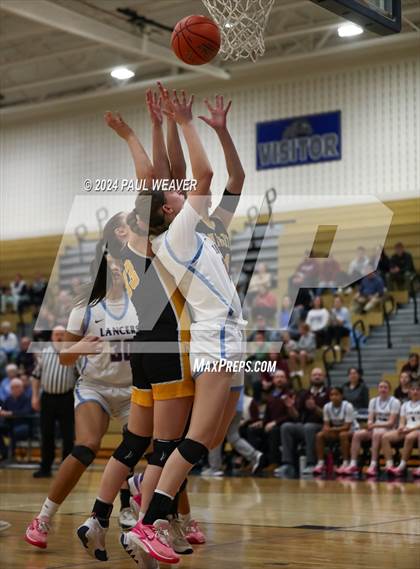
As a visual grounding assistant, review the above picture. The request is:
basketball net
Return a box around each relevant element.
[201,0,275,62]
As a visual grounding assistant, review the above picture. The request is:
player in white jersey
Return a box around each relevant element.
[25,245,138,551]
[122,88,246,565]
[343,380,401,477]
[381,380,420,477]
[313,387,356,475]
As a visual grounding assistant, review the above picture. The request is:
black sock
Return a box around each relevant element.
[143,492,173,525]
[119,488,131,510]
[92,498,113,528]
[169,491,180,517]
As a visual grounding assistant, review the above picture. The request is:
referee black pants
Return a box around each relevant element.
[40,391,75,472]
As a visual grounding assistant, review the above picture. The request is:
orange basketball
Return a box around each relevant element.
[171,15,221,65]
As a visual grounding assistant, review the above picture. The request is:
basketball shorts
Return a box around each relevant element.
[130,334,194,408]
[189,321,245,391]
[74,379,131,425]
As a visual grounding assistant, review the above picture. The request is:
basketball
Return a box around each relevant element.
[171,15,221,65]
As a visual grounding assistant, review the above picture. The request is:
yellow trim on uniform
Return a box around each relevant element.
[131,387,153,408]
[152,378,195,401]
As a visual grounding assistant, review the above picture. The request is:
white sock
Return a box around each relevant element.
[350,460,357,467]
[138,511,145,522]
[386,460,393,468]
[39,498,59,520]
[179,512,191,523]
[398,460,406,470]
[370,461,377,468]
[316,460,325,467]
[341,460,349,468]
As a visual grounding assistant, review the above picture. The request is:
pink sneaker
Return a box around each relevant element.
[313,464,325,476]
[127,519,179,564]
[130,494,142,519]
[184,519,206,544]
[24,517,50,549]
[412,467,420,478]
[335,465,348,475]
[388,466,404,477]
[342,465,359,475]
[365,465,377,477]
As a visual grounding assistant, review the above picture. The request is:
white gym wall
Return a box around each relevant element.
[1,54,419,239]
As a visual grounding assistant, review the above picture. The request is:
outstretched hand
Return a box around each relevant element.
[104,111,133,140]
[146,89,163,126]
[158,82,194,125]
[198,95,232,131]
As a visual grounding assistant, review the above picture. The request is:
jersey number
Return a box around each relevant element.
[110,341,130,362]
[123,260,140,298]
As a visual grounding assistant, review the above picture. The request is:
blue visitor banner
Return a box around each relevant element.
[256,111,341,170]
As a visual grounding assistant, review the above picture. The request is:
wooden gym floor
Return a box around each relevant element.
[0,469,419,569]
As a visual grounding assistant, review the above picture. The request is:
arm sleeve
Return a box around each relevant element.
[391,398,401,415]
[344,402,355,423]
[400,402,407,418]
[153,200,203,262]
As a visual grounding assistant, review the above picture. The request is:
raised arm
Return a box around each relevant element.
[104,111,154,189]
[158,82,187,181]
[145,89,171,181]
[199,95,245,227]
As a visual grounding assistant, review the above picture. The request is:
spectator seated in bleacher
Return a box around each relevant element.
[278,295,291,330]
[313,387,357,475]
[347,246,370,284]
[0,378,33,461]
[0,284,14,314]
[248,315,278,343]
[317,254,344,294]
[352,267,385,314]
[371,245,390,283]
[327,295,351,351]
[288,323,316,378]
[401,353,419,381]
[262,344,290,381]
[342,367,369,412]
[10,274,30,316]
[15,336,35,376]
[394,371,412,403]
[248,263,272,302]
[388,241,416,291]
[0,321,19,362]
[252,285,278,324]
[306,295,330,348]
[30,273,47,319]
[281,331,297,358]
[381,380,420,478]
[0,364,19,403]
[289,252,319,296]
[343,380,401,477]
[277,367,329,478]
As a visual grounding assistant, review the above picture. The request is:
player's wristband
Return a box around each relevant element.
[219,188,240,213]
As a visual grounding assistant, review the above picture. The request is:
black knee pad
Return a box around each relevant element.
[71,445,96,467]
[113,427,151,469]
[177,438,208,465]
[148,438,182,468]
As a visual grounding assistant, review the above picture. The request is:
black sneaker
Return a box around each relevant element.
[33,470,52,478]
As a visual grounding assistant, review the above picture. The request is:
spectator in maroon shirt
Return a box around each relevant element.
[401,353,419,381]
[276,367,329,478]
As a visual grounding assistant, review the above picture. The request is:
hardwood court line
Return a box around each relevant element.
[339,516,420,530]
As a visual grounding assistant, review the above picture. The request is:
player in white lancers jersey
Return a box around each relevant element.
[121,88,246,565]
[381,380,420,477]
[25,239,138,551]
[343,380,401,477]
[313,386,357,475]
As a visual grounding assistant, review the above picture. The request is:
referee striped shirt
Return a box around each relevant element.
[32,346,77,394]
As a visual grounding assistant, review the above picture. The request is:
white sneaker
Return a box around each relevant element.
[119,507,137,530]
[77,516,108,561]
[302,465,315,476]
[168,516,193,554]
[0,520,11,533]
[251,451,264,474]
[120,531,160,568]
[200,467,224,477]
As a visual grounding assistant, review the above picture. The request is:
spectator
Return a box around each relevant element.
[0,321,19,361]
[30,274,47,317]
[288,323,316,378]
[371,245,390,282]
[262,344,290,381]
[30,326,77,478]
[0,364,19,403]
[0,378,32,460]
[281,331,297,358]
[294,287,313,318]
[248,331,270,362]
[306,296,330,348]
[317,255,342,293]
[394,371,412,403]
[0,284,14,314]
[352,267,384,314]
[289,252,319,296]
[10,274,29,314]
[204,391,265,476]
[342,367,369,411]
[401,353,419,381]
[252,285,277,323]
[248,263,272,299]
[328,295,351,350]
[348,246,370,282]
[278,367,329,477]
[388,242,416,291]
[343,380,400,476]
[313,387,356,475]
[15,336,35,375]
[248,315,278,343]
[382,380,420,477]
[278,296,292,330]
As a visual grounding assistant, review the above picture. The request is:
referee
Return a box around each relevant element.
[31,326,77,478]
